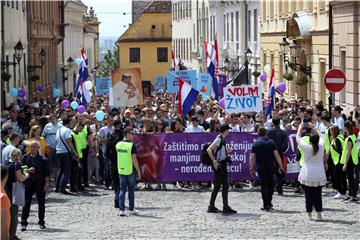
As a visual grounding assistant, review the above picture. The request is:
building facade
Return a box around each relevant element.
[1,1,28,107]
[117,0,172,84]
[84,7,100,75]
[27,0,64,100]
[260,0,329,105]
[332,0,360,112]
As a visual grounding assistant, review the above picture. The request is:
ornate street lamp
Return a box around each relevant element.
[28,48,46,72]
[14,40,24,63]
[245,48,252,62]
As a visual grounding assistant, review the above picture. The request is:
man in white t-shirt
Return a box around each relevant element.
[332,105,345,134]
[113,73,140,107]
[185,115,204,133]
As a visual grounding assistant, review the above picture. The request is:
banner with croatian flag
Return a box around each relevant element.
[178,79,199,117]
[76,48,91,105]
[204,40,219,100]
[265,68,275,119]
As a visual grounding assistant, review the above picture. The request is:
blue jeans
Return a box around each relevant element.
[118,171,136,211]
[56,153,72,191]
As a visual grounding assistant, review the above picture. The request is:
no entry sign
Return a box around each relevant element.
[324,69,346,92]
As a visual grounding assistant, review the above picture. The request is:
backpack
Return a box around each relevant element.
[201,136,224,166]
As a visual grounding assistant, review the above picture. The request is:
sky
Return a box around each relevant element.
[82,0,133,38]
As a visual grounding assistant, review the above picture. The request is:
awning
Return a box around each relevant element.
[286,11,312,38]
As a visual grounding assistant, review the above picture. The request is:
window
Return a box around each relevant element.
[339,50,346,103]
[223,14,226,42]
[254,9,258,42]
[129,48,140,63]
[226,13,229,42]
[16,0,18,10]
[235,11,239,42]
[11,0,14,8]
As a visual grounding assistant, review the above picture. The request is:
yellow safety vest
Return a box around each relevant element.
[340,134,359,165]
[324,128,331,154]
[330,135,344,166]
[79,125,88,149]
[116,141,134,175]
[299,136,310,167]
[71,131,83,159]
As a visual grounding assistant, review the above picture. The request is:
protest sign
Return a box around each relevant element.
[218,74,227,98]
[167,70,197,93]
[196,73,212,98]
[155,75,166,92]
[224,85,262,113]
[95,78,111,96]
[134,132,299,182]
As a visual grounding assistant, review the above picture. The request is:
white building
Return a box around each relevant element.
[172,0,260,83]
[1,1,28,107]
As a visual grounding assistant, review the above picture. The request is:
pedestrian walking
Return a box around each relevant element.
[296,123,327,221]
[116,127,141,216]
[249,127,284,211]
[207,124,237,214]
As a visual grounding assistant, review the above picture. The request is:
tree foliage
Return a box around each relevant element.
[99,47,118,77]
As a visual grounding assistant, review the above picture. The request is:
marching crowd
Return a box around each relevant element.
[0,91,359,239]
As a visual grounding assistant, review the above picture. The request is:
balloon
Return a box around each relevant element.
[77,105,86,114]
[53,88,61,97]
[70,101,79,110]
[61,99,70,108]
[18,88,25,98]
[95,110,105,121]
[219,98,225,109]
[84,81,93,90]
[75,58,81,65]
[20,98,28,105]
[277,83,286,93]
[264,64,271,75]
[260,74,267,82]
[10,88,18,97]
[36,84,45,92]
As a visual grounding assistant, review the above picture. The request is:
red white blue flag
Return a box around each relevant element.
[171,48,176,71]
[75,48,91,105]
[178,79,199,117]
[205,40,219,100]
[265,68,275,120]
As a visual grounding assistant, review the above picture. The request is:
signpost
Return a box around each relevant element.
[324,69,346,92]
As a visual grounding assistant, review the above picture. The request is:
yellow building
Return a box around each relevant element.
[117,1,172,84]
[260,0,329,105]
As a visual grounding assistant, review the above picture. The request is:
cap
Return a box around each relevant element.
[219,123,231,133]
[191,115,199,122]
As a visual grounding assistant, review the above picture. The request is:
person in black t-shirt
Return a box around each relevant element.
[250,128,284,211]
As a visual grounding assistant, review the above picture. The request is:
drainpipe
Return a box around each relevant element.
[328,2,334,113]
[1,2,5,108]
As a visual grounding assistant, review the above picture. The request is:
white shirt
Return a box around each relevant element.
[185,124,204,133]
[113,81,140,107]
[333,116,344,134]
[55,126,72,154]
[296,135,327,187]
[230,124,240,132]
[264,119,285,130]
[1,144,16,164]
[315,121,327,135]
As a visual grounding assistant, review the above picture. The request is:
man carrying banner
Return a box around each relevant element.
[207,124,236,214]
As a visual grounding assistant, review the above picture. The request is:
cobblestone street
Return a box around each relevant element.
[17,185,360,239]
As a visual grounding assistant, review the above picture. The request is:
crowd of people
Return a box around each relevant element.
[0,91,359,239]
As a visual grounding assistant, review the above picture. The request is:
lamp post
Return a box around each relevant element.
[27,48,46,100]
[279,36,311,77]
[244,48,252,85]
[14,40,24,87]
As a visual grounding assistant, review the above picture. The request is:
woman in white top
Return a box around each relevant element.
[296,123,327,221]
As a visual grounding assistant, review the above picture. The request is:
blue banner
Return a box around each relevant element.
[155,75,166,92]
[95,78,111,96]
[167,70,197,93]
[197,73,212,98]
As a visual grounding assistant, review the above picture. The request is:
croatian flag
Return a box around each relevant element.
[265,68,275,120]
[75,48,91,105]
[204,40,219,100]
[171,48,176,71]
[178,79,199,117]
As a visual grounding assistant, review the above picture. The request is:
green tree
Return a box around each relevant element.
[99,46,118,77]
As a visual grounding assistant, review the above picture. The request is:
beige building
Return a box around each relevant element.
[84,7,100,77]
[332,0,360,112]
[260,0,330,105]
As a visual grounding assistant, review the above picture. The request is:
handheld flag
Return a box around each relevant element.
[204,41,219,100]
[171,48,176,71]
[75,48,91,105]
[264,69,275,120]
[178,79,199,117]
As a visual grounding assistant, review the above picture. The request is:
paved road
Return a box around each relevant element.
[18,185,360,239]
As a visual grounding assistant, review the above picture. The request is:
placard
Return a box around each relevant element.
[224,85,262,113]
[167,70,197,93]
[95,78,111,95]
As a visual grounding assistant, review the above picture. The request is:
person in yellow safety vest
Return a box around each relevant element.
[328,126,346,199]
[70,121,85,192]
[79,122,90,187]
[341,121,359,202]
[116,127,141,217]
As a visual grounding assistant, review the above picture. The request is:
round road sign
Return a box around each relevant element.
[324,69,346,92]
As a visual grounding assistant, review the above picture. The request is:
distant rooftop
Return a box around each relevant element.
[143,0,171,13]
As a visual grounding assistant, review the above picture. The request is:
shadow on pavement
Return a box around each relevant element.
[277,194,304,198]
[323,207,348,212]
[270,209,302,214]
[46,197,69,204]
[318,219,358,225]
[216,212,259,221]
[133,214,165,219]
[137,207,172,211]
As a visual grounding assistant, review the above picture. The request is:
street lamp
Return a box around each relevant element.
[14,40,24,63]
[245,48,252,62]
[279,36,311,77]
[28,48,46,72]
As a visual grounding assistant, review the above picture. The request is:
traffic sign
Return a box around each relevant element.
[324,69,346,92]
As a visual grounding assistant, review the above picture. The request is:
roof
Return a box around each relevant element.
[143,1,171,13]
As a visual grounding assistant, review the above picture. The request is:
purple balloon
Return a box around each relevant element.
[260,74,267,82]
[36,84,45,92]
[77,105,86,114]
[61,99,70,108]
[20,99,28,105]
[219,98,225,109]
[277,83,286,93]
[18,89,25,98]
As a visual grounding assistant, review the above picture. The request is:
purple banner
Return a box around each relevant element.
[218,74,227,99]
[134,132,299,182]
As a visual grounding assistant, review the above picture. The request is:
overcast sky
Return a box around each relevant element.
[82,0,133,38]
